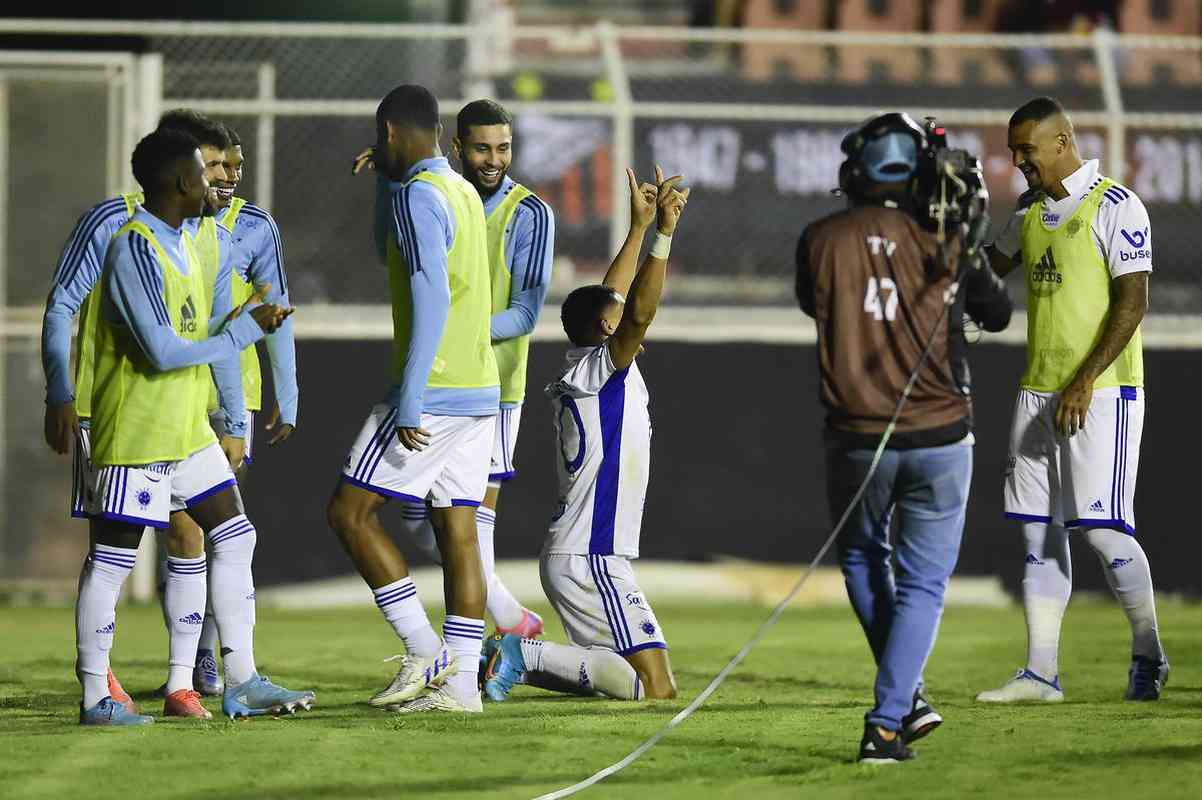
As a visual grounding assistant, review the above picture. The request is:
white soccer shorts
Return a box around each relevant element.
[540,553,668,657]
[1004,386,1143,534]
[86,442,237,529]
[209,409,255,463]
[341,405,495,508]
[72,425,96,519]
[489,404,522,483]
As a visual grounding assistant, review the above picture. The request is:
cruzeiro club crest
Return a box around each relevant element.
[179,294,198,334]
[136,489,153,509]
[1029,246,1063,297]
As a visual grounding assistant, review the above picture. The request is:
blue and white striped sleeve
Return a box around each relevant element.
[105,234,265,379]
[241,204,298,427]
[491,195,554,342]
[208,227,246,438]
[41,198,127,405]
[391,180,453,428]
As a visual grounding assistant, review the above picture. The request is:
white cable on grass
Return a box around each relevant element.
[532,260,963,800]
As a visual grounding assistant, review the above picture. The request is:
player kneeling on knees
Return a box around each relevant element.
[482,166,688,702]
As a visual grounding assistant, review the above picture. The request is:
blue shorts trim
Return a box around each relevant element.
[339,474,424,504]
[1004,512,1053,524]
[487,470,516,483]
[1064,518,1137,536]
[97,510,168,530]
[618,641,668,657]
[71,510,93,520]
[450,498,481,508]
[185,478,238,508]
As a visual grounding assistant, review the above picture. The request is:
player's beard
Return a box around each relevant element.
[466,162,508,198]
[201,188,220,218]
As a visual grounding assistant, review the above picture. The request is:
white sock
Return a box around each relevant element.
[399,501,441,563]
[76,544,136,707]
[476,505,496,587]
[1021,522,1072,680]
[488,573,526,631]
[199,554,221,653]
[157,546,170,631]
[442,616,485,700]
[165,555,207,693]
[373,577,440,658]
[520,639,643,700]
[208,515,258,686]
[1085,529,1164,661]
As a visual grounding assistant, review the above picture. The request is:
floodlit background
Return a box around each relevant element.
[2,1,1201,607]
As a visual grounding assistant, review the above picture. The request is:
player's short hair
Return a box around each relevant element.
[157,108,231,151]
[377,84,440,132]
[561,284,623,346]
[131,127,200,192]
[223,123,242,147]
[457,99,512,142]
[1009,96,1066,129]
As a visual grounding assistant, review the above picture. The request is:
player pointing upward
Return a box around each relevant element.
[978,97,1168,703]
[483,166,688,702]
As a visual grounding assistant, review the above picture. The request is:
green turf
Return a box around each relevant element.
[2,600,1201,799]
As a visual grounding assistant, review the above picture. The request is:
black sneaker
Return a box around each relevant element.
[901,690,943,743]
[1125,655,1169,701]
[858,724,915,764]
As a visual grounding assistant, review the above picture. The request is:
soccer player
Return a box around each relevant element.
[77,127,313,724]
[180,122,300,695]
[482,166,688,703]
[43,110,245,716]
[394,99,554,638]
[977,97,1168,703]
[328,84,498,714]
[796,114,1011,763]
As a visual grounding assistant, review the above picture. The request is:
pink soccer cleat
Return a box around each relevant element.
[495,608,543,639]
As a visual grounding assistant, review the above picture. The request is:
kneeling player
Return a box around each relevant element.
[483,167,687,701]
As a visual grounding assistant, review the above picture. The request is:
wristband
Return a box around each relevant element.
[650,232,672,260]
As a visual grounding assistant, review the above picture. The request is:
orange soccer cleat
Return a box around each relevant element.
[107,668,139,715]
[164,688,213,719]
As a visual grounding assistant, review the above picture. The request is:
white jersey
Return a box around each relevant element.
[545,344,651,558]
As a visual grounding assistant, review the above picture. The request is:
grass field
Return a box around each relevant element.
[3,600,1202,799]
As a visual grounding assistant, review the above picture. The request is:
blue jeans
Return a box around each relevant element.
[826,437,972,731]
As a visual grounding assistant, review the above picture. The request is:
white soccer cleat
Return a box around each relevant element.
[368,647,458,708]
[976,669,1064,703]
[389,685,483,714]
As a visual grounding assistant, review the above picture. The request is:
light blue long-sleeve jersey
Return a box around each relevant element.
[104,209,260,437]
[481,175,555,408]
[217,201,299,426]
[374,156,499,427]
[42,196,134,407]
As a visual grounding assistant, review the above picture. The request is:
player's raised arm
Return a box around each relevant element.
[600,167,660,299]
[606,172,689,371]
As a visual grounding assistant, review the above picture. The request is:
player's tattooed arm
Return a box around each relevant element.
[601,167,659,298]
[1054,271,1148,437]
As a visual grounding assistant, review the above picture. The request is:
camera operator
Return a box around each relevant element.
[795,113,1012,764]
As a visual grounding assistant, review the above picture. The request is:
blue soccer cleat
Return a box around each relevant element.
[79,696,154,726]
[194,648,224,697]
[1126,655,1170,701]
[222,673,315,719]
[482,633,526,702]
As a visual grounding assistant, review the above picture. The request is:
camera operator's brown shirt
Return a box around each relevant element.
[796,204,1010,449]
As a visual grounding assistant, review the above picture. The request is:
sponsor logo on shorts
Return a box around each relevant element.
[136,489,152,509]
[640,620,657,636]
[1089,499,1105,513]
[578,663,591,689]
[1005,456,1016,477]
[178,612,204,625]
[1108,557,1133,570]
[1025,553,1044,566]
[626,593,645,608]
